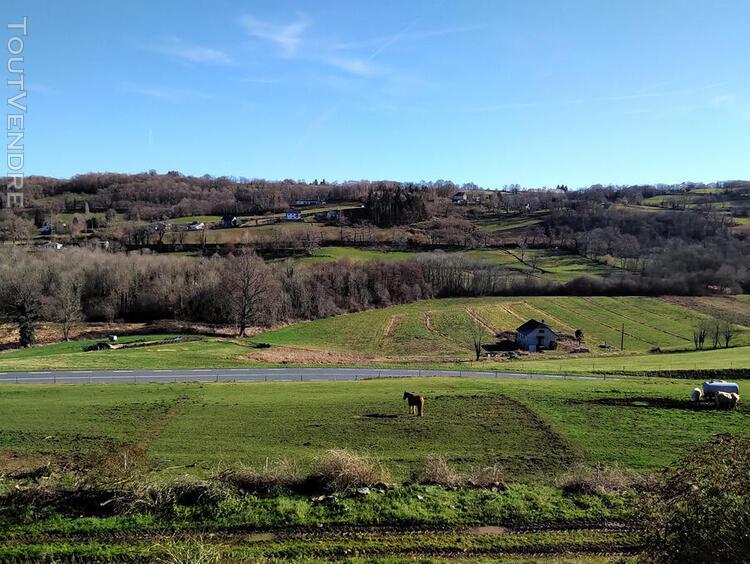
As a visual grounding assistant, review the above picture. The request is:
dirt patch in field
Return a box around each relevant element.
[466,526,510,536]
[661,296,750,327]
[0,322,147,349]
[383,314,403,338]
[0,451,55,478]
[240,346,379,365]
[0,321,257,351]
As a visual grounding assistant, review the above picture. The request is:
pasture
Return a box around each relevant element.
[1,296,749,374]
[276,246,613,283]
[1,376,747,483]
[253,295,750,360]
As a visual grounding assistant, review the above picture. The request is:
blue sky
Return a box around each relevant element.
[6,0,750,187]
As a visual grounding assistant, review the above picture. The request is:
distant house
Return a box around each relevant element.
[285,209,303,221]
[187,221,205,231]
[314,209,340,222]
[452,192,467,205]
[219,215,239,228]
[515,319,557,352]
[43,242,63,250]
[294,199,325,207]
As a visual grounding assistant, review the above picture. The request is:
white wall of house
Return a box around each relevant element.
[517,327,556,352]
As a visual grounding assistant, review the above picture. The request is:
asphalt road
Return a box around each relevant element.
[0,367,612,384]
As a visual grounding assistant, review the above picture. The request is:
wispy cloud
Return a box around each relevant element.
[238,13,387,78]
[333,24,485,51]
[240,15,309,57]
[153,37,233,65]
[123,82,220,103]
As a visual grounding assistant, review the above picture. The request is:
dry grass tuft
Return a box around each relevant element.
[467,464,506,488]
[149,479,229,508]
[416,455,462,486]
[313,449,389,491]
[218,458,303,493]
[556,463,633,495]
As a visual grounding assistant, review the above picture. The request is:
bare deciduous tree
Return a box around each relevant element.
[225,250,277,336]
[469,322,484,361]
[721,320,736,349]
[0,260,45,347]
[693,320,710,350]
[51,270,83,341]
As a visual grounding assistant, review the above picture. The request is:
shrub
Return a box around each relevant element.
[556,463,633,495]
[218,459,303,494]
[150,479,228,508]
[644,433,750,563]
[416,455,462,486]
[313,449,389,492]
[467,464,506,488]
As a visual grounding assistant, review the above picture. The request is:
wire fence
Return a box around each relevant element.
[0,369,615,385]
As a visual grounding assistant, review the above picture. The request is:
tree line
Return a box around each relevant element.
[2,246,745,348]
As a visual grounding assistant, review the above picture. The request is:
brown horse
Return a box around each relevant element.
[403,392,425,416]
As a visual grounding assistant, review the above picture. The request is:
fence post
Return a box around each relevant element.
[53,373,56,384]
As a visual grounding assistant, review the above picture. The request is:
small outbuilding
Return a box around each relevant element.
[285,209,303,221]
[516,319,557,352]
[219,215,239,228]
[452,192,467,205]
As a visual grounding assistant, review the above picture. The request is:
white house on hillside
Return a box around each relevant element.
[516,319,557,352]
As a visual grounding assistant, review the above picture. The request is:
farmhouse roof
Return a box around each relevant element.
[516,319,554,335]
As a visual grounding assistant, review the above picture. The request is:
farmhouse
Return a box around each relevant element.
[516,319,557,352]
[219,215,239,228]
[294,199,325,207]
[452,192,467,205]
[285,209,303,221]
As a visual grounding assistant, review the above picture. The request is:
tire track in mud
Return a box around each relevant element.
[464,307,498,336]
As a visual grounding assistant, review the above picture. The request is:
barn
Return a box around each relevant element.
[516,319,557,352]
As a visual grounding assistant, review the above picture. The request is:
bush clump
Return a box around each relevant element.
[644,433,750,563]
[149,479,229,508]
[556,463,633,496]
[218,459,303,494]
[416,455,462,487]
[312,449,389,492]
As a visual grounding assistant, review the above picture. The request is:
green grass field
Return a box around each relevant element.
[279,247,612,282]
[1,296,749,374]
[169,215,222,225]
[254,295,750,360]
[473,213,546,233]
[1,376,746,482]
[288,246,419,264]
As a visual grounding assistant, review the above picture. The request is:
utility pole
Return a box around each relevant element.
[621,323,625,351]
